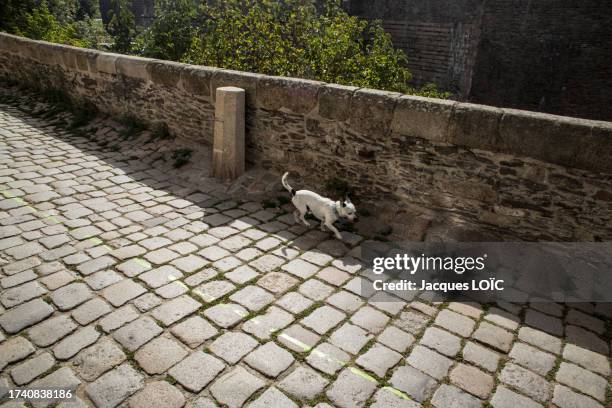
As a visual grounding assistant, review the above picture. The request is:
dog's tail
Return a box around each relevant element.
[282,172,296,197]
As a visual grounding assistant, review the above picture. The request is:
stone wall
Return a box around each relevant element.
[0,33,611,241]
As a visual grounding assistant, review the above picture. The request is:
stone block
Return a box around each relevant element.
[431,385,482,408]
[577,121,612,173]
[553,384,602,408]
[390,365,437,402]
[278,366,329,400]
[19,39,40,60]
[448,102,502,151]
[0,34,15,54]
[34,41,60,66]
[116,55,152,81]
[257,75,322,114]
[211,69,262,106]
[169,352,225,392]
[348,88,400,136]
[555,362,607,402]
[95,52,120,74]
[499,109,587,168]
[499,363,550,402]
[318,83,359,121]
[129,381,185,408]
[181,66,218,98]
[56,44,78,70]
[392,95,456,142]
[73,339,126,381]
[213,86,245,181]
[210,366,265,406]
[490,385,542,408]
[147,61,186,87]
[74,49,97,72]
[244,342,295,377]
[326,368,378,408]
[0,298,54,334]
[86,364,144,408]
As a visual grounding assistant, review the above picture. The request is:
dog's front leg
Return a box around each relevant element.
[320,220,326,231]
[299,210,311,226]
[325,218,343,240]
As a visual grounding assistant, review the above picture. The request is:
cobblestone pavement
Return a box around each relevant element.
[0,98,611,408]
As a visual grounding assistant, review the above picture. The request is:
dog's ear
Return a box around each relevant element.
[345,196,352,204]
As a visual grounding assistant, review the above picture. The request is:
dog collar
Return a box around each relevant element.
[333,203,341,218]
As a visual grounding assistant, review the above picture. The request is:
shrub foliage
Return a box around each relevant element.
[1,0,451,98]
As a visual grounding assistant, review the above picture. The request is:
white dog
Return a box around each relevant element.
[282,172,357,240]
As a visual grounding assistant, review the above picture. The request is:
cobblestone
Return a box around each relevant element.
[509,342,556,376]
[73,339,126,381]
[86,363,144,408]
[555,362,607,402]
[552,384,603,408]
[0,281,47,308]
[421,326,462,357]
[389,364,437,402]
[302,305,346,334]
[112,317,163,351]
[99,305,139,332]
[134,336,188,374]
[28,315,77,347]
[407,345,453,380]
[244,341,295,377]
[10,352,55,385]
[129,381,185,408]
[450,363,494,399]
[170,316,218,348]
[101,279,147,307]
[53,325,101,360]
[472,321,514,352]
[278,366,328,400]
[329,322,372,354]
[462,341,500,372]
[151,294,201,326]
[0,298,54,334]
[0,337,36,370]
[562,343,610,376]
[431,384,482,408]
[355,343,401,377]
[210,366,265,407]
[499,363,551,402]
[326,368,377,408]
[1,103,609,408]
[29,367,81,408]
[490,385,542,408]
[249,387,298,408]
[71,298,112,325]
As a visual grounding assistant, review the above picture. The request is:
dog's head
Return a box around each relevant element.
[338,197,358,222]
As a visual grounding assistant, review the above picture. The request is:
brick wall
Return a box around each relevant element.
[470,0,612,121]
[1,34,610,241]
[347,0,612,121]
[347,0,481,97]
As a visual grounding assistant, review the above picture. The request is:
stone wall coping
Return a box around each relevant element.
[1,32,610,173]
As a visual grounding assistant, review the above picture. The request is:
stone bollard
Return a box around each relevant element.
[213,86,245,181]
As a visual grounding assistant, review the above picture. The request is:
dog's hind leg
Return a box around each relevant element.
[299,210,311,226]
[293,210,301,224]
[320,220,326,231]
